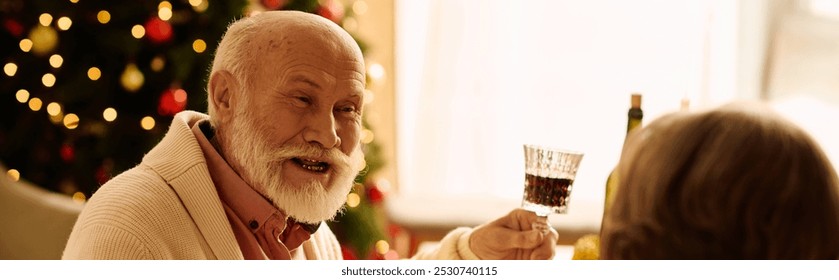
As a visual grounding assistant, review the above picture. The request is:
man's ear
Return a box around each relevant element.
[208,70,238,122]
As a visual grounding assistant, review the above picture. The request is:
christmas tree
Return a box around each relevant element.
[1,0,393,260]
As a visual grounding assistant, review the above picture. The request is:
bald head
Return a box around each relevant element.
[207,11,364,120]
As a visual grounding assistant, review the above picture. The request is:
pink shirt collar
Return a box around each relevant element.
[191,120,317,259]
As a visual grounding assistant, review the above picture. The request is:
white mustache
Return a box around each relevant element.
[267,144,353,172]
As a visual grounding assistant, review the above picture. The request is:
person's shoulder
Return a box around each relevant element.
[80,164,182,221]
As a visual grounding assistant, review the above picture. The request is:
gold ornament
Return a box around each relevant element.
[571,233,600,260]
[120,63,144,92]
[29,25,59,56]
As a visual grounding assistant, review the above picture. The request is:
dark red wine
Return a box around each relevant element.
[524,174,573,208]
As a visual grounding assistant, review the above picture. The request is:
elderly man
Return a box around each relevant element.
[62,11,557,260]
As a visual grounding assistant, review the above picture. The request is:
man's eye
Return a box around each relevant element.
[294,96,311,106]
[338,105,357,113]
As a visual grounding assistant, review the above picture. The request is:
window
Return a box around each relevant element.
[388,0,837,234]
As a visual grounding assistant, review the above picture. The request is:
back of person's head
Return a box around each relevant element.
[601,101,839,259]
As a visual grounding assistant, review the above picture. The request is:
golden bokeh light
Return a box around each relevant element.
[375,240,390,255]
[72,192,87,204]
[19,39,33,52]
[15,89,30,103]
[46,102,62,116]
[190,0,209,12]
[49,54,63,68]
[346,193,361,208]
[192,39,207,53]
[69,0,79,3]
[369,63,385,81]
[103,108,117,122]
[88,67,101,80]
[97,10,111,24]
[158,7,173,21]
[29,98,43,111]
[63,113,80,129]
[150,56,165,72]
[3,62,17,76]
[39,13,53,26]
[141,116,156,130]
[353,0,369,15]
[57,17,72,30]
[7,169,20,182]
[131,25,145,39]
[158,1,172,10]
[361,129,375,144]
[42,73,56,87]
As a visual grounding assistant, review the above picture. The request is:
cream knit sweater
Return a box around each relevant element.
[62,111,478,260]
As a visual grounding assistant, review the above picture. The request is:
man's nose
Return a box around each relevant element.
[302,111,341,149]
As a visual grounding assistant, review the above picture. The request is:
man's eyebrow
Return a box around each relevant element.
[288,75,321,90]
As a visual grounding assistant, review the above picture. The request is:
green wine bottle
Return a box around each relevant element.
[574,94,644,260]
[603,93,643,220]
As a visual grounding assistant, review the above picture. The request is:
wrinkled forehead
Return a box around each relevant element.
[250,23,364,72]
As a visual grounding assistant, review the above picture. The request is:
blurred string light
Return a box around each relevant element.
[49,54,63,68]
[97,10,111,24]
[63,113,79,129]
[368,63,385,81]
[375,240,390,255]
[88,67,101,80]
[353,0,368,15]
[189,0,209,13]
[192,39,207,53]
[131,25,145,39]
[361,129,374,144]
[46,102,62,116]
[158,1,173,21]
[3,62,17,76]
[103,108,117,122]
[141,116,155,130]
[72,192,86,203]
[7,169,20,182]
[29,98,43,111]
[39,13,53,26]
[346,193,361,207]
[42,73,56,87]
[15,89,30,103]
[150,56,165,72]
[69,0,79,3]
[19,39,33,52]
[57,17,72,30]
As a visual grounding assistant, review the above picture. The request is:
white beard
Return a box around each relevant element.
[222,113,366,224]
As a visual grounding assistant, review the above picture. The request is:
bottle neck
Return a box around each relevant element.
[625,107,643,138]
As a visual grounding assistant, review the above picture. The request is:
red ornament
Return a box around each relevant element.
[260,0,286,10]
[158,88,188,116]
[95,159,114,185]
[145,17,173,44]
[340,245,357,260]
[387,224,402,238]
[316,0,344,23]
[3,19,24,37]
[60,143,75,162]
[366,184,384,204]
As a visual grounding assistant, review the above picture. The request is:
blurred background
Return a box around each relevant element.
[2,0,838,259]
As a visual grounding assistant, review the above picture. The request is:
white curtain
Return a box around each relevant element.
[392,0,741,227]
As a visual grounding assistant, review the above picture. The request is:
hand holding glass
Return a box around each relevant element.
[522,145,584,230]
